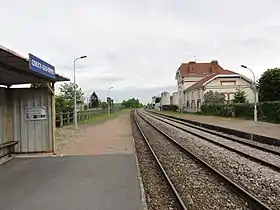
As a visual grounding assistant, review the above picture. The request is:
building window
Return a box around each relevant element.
[220,81,236,86]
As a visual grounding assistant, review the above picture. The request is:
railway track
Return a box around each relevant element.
[148,111,280,154]
[145,111,280,172]
[133,110,272,210]
[132,111,187,210]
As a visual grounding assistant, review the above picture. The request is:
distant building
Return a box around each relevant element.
[175,60,257,112]
[172,92,178,106]
[160,91,171,106]
[175,60,224,110]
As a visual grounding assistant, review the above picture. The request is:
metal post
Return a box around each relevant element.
[67,112,70,124]
[74,59,77,129]
[60,113,63,127]
[73,56,87,129]
[241,65,257,122]
[107,87,114,115]
[180,90,183,114]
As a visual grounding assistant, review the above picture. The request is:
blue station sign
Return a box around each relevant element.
[29,53,56,79]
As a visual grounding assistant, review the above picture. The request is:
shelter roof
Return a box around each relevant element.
[0,45,69,86]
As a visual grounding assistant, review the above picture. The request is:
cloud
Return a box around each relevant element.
[1,0,280,103]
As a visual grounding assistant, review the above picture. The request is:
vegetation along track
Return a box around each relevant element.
[145,111,280,172]
[134,110,272,210]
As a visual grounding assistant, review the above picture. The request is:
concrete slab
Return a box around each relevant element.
[0,155,143,210]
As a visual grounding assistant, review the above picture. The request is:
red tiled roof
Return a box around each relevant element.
[184,69,238,92]
[178,61,225,76]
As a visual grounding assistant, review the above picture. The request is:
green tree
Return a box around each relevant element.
[89,91,100,108]
[258,68,280,102]
[100,101,107,109]
[121,100,127,108]
[110,98,114,107]
[204,90,225,104]
[233,88,247,103]
[55,95,67,114]
[55,82,84,113]
[155,97,161,103]
[121,98,143,108]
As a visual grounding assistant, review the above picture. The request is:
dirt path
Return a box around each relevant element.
[56,112,134,155]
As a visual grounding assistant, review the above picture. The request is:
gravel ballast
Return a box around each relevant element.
[150,113,280,169]
[140,111,280,210]
[150,112,280,154]
[151,112,280,154]
[135,112,252,210]
[131,114,180,210]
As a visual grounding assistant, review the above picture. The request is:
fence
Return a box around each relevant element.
[55,108,119,127]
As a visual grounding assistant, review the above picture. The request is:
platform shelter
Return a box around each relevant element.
[0,45,69,158]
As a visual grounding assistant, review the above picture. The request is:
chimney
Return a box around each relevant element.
[211,60,219,73]
[189,61,196,73]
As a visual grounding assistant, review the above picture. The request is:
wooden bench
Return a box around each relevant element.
[0,141,19,157]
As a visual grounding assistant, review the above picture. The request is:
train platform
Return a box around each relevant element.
[0,112,145,210]
[158,111,280,140]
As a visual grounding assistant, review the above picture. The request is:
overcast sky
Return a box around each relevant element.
[1,0,280,103]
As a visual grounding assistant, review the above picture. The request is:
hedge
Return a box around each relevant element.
[162,105,178,111]
[201,101,280,123]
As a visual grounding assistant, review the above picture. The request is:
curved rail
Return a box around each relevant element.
[145,111,280,173]
[132,111,188,210]
[150,111,280,156]
[137,110,272,210]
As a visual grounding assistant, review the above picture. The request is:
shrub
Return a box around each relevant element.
[201,101,280,123]
[201,103,226,116]
[162,105,178,111]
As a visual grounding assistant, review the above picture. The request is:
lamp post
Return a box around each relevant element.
[74,55,87,129]
[107,87,114,115]
[241,65,257,122]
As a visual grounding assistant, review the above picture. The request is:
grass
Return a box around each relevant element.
[80,109,129,125]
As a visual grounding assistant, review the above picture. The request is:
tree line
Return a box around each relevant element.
[55,82,115,113]
[54,82,144,113]
[121,98,144,109]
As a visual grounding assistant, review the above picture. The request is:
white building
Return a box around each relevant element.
[175,60,257,112]
[175,60,224,110]
[160,91,171,106]
[172,92,179,106]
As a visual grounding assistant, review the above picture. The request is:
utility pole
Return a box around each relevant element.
[73,55,87,129]
[241,65,257,122]
[107,87,114,115]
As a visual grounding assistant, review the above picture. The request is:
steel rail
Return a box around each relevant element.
[137,111,272,210]
[132,111,188,210]
[144,111,280,173]
[149,111,280,156]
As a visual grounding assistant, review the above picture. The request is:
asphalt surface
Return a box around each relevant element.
[0,155,143,210]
